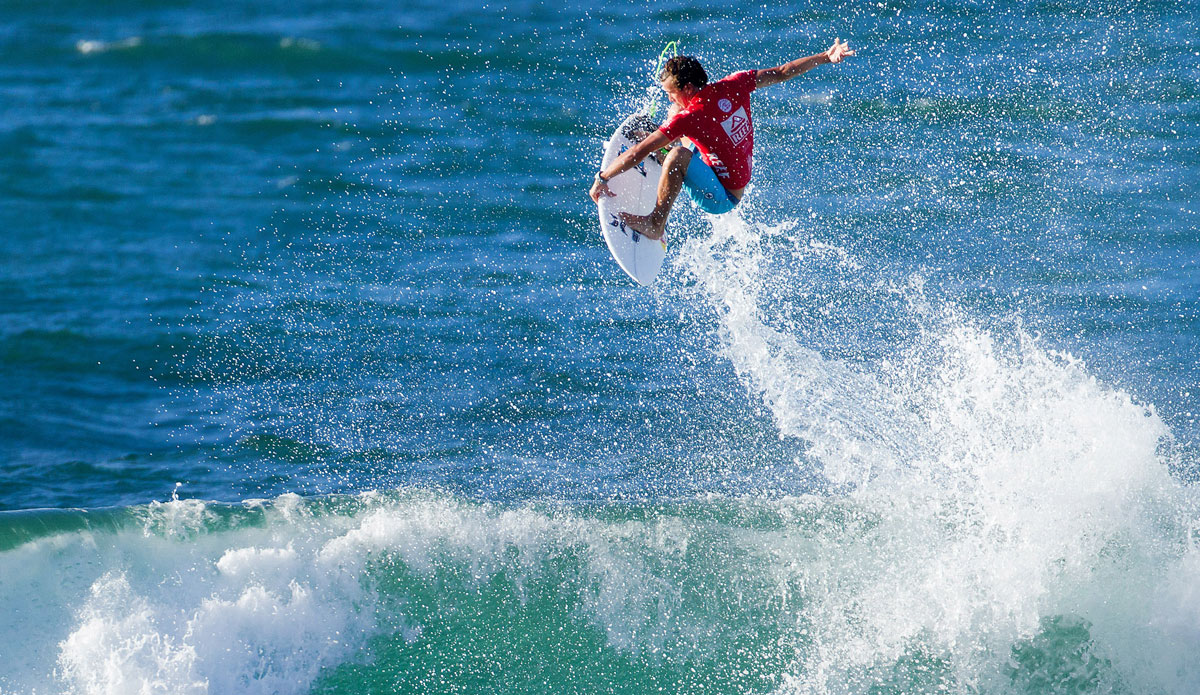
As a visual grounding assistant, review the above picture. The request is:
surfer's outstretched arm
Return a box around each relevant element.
[589,130,671,203]
[754,38,855,88]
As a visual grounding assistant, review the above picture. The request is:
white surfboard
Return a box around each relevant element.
[598,113,667,287]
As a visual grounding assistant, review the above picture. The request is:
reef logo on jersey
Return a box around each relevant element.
[721,106,750,144]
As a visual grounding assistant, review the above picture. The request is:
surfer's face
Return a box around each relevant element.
[661,77,697,108]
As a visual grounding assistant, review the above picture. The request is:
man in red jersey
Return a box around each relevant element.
[589,39,855,240]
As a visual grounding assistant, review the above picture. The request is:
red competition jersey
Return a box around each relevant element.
[658,70,756,190]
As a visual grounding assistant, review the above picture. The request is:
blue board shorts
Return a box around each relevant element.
[682,144,739,215]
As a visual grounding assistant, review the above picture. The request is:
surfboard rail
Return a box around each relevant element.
[597,113,667,287]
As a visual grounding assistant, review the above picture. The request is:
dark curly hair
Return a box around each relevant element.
[660,56,708,90]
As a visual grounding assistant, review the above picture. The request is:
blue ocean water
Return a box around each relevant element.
[2,0,1198,692]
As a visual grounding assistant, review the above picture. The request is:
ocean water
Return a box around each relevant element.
[2,0,1199,692]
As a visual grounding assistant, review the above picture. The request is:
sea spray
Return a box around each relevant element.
[673,213,921,486]
[672,211,1200,693]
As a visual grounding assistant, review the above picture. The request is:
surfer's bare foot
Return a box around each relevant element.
[618,212,665,240]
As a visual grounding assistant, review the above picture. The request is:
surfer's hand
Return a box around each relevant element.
[825,38,855,64]
[589,177,615,203]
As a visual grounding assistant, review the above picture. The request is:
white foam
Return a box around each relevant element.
[45,500,381,695]
[58,573,206,695]
[675,213,920,485]
[75,37,142,55]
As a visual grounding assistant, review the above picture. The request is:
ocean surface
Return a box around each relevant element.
[2,0,1198,692]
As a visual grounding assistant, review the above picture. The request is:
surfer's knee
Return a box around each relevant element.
[664,146,692,177]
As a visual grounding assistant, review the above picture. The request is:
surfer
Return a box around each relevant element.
[589,40,855,240]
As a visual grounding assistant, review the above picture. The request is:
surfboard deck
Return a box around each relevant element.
[598,113,667,287]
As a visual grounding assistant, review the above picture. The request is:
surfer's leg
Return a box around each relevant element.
[619,146,692,240]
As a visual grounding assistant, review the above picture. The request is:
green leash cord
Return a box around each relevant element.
[649,41,679,155]
[647,40,679,119]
